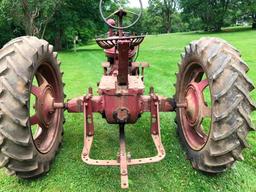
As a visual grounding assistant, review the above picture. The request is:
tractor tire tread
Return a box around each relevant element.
[175,37,255,173]
[0,36,64,178]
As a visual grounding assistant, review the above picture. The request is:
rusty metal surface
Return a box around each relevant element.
[117,40,129,85]
[98,76,145,91]
[119,124,128,188]
[176,66,212,151]
[65,2,175,189]
[29,64,63,154]
[67,61,173,189]
[81,95,166,189]
[150,89,159,135]
[96,36,145,49]
[81,134,165,166]
[66,92,175,125]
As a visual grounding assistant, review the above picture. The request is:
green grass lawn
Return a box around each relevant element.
[1,28,256,192]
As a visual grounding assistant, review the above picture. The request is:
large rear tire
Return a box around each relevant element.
[175,37,255,173]
[0,36,64,178]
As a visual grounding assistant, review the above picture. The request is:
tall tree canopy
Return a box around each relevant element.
[147,0,177,33]
[179,0,231,32]
[0,0,105,50]
[0,0,62,37]
[0,0,255,49]
[45,0,105,50]
[240,0,256,29]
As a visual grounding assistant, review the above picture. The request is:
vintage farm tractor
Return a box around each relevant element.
[0,0,255,189]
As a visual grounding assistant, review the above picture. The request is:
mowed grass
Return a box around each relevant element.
[0,28,256,192]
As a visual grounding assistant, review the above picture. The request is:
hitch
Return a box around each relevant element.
[79,90,167,189]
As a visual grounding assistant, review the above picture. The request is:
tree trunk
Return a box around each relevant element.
[21,0,33,35]
[253,22,256,29]
[163,10,173,33]
[165,11,171,33]
[165,23,171,33]
[252,14,256,29]
[55,29,63,51]
[162,0,175,33]
[213,24,222,32]
[41,21,49,39]
[21,0,40,36]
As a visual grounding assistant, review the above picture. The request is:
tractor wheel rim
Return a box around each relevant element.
[30,62,62,154]
[180,64,212,151]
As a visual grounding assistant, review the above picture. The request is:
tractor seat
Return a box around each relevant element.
[96,35,145,50]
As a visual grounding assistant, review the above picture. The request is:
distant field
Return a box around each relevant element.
[0,28,256,192]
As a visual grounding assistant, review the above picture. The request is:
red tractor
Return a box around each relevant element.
[0,0,255,189]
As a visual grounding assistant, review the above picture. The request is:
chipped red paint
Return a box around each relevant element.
[63,6,176,189]
[29,64,64,154]
[180,67,211,151]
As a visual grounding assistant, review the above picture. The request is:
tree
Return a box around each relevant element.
[0,0,105,50]
[162,0,177,33]
[179,0,231,32]
[148,0,177,33]
[240,0,256,29]
[44,0,105,50]
[0,0,62,37]
[0,14,24,46]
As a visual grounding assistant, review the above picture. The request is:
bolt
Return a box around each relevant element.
[127,152,131,160]
[152,117,157,123]
[49,110,54,115]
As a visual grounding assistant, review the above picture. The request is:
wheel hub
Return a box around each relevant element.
[180,73,212,151]
[35,84,56,128]
[185,82,203,127]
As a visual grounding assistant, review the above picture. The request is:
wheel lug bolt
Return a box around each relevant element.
[49,110,54,115]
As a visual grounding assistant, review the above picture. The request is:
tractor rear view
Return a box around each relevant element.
[0,0,255,189]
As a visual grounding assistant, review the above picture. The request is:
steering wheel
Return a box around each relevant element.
[99,0,143,30]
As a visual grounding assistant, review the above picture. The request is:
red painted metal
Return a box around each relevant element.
[30,65,63,154]
[98,76,144,124]
[107,19,115,36]
[43,3,210,189]
[84,89,95,136]
[63,23,175,186]
[81,91,166,189]
[117,40,129,85]
[178,66,212,151]
[119,124,129,189]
